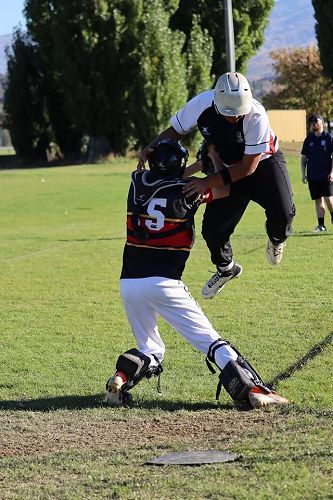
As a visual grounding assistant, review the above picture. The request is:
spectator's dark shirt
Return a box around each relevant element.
[301,131,333,181]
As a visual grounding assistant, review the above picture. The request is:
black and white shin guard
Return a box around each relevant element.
[112,348,163,394]
[206,339,271,401]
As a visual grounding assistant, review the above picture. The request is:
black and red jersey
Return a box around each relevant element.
[120,171,199,279]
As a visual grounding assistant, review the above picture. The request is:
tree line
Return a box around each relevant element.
[3,0,333,162]
[4,0,274,161]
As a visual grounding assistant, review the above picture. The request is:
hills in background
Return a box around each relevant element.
[246,0,316,86]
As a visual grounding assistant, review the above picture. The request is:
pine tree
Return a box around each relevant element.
[4,29,52,159]
[312,0,333,79]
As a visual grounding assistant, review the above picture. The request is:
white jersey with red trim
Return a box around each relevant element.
[170,90,278,164]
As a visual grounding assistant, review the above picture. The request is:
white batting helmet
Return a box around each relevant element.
[214,72,253,116]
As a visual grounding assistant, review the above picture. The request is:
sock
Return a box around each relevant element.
[116,371,128,383]
[250,386,269,394]
[318,217,325,227]
[217,261,234,273]
[214,344,238,370]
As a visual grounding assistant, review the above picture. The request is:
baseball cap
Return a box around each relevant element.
[308,114,324,124]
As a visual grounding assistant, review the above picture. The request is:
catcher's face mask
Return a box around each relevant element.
[149,139,188,178]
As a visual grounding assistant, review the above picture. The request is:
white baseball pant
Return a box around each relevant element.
[120,277,237,370]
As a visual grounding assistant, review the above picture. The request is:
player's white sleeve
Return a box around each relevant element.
[170,90,213,135]
[243,103,271,155]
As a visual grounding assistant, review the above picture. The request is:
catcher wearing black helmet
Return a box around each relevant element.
[105,139,288,409]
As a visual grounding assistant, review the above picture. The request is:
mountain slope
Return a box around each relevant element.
[246,0,316,80]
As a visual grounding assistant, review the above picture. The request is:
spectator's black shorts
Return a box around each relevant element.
[308,179,333,199]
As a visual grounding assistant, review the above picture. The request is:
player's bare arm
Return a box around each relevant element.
[137,126,183,171]
[183,153,261,197]
[329,157,333,183]
[301,154,308,183]
[183,160,203,178]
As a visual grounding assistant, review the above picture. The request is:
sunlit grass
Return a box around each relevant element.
[0,151,332,498]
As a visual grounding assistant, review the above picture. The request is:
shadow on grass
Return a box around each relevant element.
[0,154,84,170]
[0,394,103,412]
[229,230,331,255]
[291,231,331,238]
[269,330,333,387]
[58,237,123,242]
[0,393,244,413]
[2,332,331,413]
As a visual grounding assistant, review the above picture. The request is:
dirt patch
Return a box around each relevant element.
[0,408,293,458]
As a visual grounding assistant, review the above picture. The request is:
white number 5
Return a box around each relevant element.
[145,198,167,231]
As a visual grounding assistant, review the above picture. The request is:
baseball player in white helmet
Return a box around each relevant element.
[138,72,296,300]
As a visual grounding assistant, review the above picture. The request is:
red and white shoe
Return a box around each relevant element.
[248,386,289,409]
[104,371,127,406]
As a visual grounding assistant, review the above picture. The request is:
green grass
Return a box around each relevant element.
[0,147,15,155]
[0,152,332,498]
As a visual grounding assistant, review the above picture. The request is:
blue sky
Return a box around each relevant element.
[0,0,26,35]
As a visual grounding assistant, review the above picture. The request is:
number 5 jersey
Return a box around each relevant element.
[120,171,200,280]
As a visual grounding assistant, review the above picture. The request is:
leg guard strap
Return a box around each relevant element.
[205,338,229,374]
[206,339,271,401]
[114,348,163,392]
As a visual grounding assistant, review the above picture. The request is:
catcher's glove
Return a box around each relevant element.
[196,141,215,175]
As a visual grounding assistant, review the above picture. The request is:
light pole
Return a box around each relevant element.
[224,0,235,72]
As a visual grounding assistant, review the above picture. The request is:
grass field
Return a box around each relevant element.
[0,150,332,499]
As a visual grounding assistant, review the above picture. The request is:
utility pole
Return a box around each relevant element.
[224,0,235,72]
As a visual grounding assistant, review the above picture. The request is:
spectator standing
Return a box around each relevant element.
[301,114,333,232]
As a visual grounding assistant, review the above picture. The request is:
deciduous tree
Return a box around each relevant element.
[170,0,274,79]
[262,46,333,125]
[5,1,273,160]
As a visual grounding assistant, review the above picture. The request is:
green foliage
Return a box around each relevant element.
[182,15,214,150]
[233,0,274,73]
[23,0,83,157]
[185,15,214,98]
[25,0,131,156]
[4,1,275,160]
[170,0,274,79]
[0,152,332,497]
[262,46,333,122]
[312,0,333,80]
[132,0,188,146]
[4,29,52,158]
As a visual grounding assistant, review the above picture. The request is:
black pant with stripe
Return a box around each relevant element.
[202,150,296,267]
